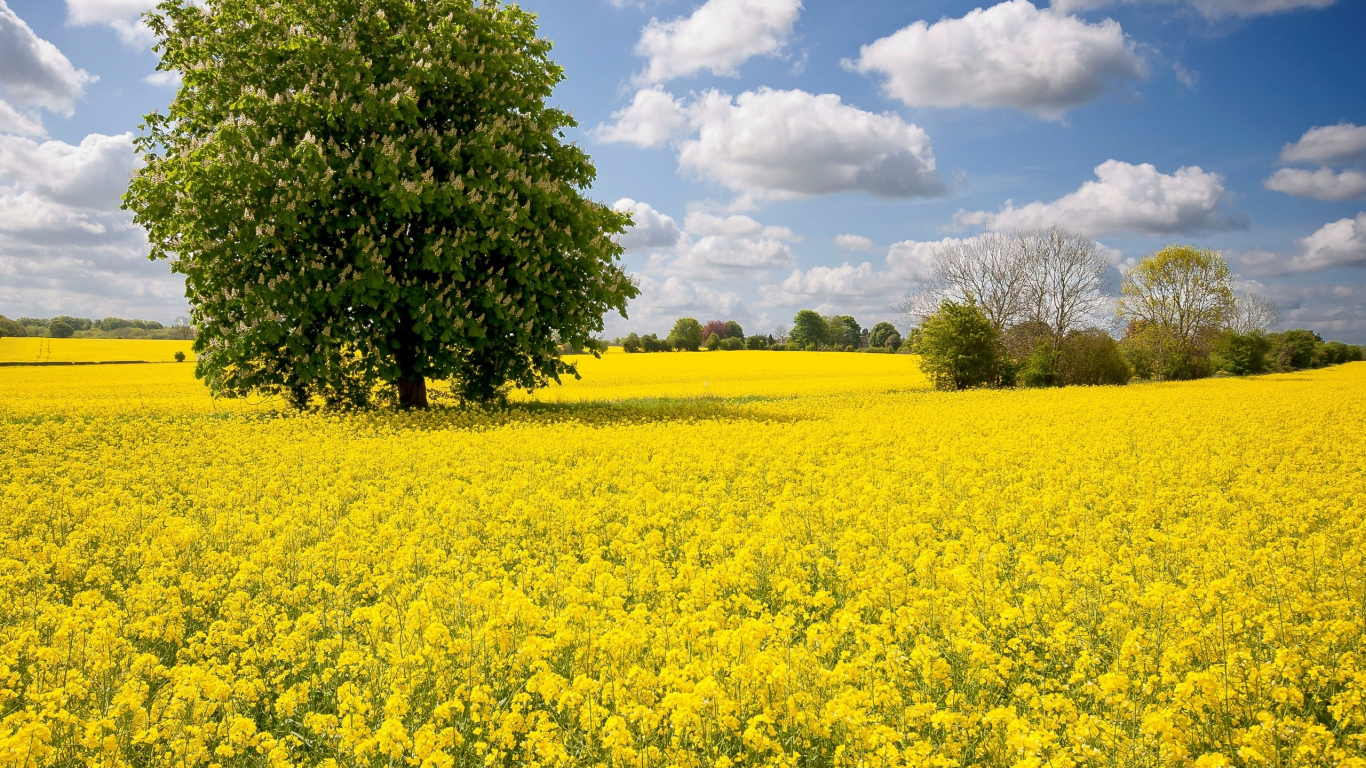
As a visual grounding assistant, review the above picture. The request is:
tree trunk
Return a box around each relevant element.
[397,377,428,409]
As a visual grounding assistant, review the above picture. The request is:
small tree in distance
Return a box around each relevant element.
[668,318,704,351]
[915,299,998,390]
[126,0,637,409]
[48,320,74,339]
[868,322,901,350]
[789,310,827,350]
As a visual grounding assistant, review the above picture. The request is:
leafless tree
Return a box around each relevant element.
[1020,227,1113,352]
[1227,293,1280,335]
[773,324,788,344]
[898,231,1033,332]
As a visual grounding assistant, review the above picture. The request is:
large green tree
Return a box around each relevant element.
[126,0,637,408]
[1116,245,1233,380]
[668,317,704,351]
[789,310,827,350]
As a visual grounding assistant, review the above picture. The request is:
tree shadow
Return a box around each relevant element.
[389,394,811,431]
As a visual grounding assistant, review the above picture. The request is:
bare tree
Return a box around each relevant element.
[1227,293,1280,335]
[1021,227,1112,352]
[899,231,1032,332]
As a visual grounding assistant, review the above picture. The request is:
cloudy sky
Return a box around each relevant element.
[1,0,1364,340]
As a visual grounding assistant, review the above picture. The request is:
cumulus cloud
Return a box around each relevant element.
[1277,123,1366,167]
[757,237,975,314]
[612,198,682,252]
[0,1,97,135]
[634,0,802,84]
[592,86,687,148]
[1051,0,1337,19]
[0,132,184,319]
[1264,167,1366,201]
[835,234,874,251]
[954,159,1241,238]
[598,87,947,201]
[604,274,751,336]
[846,0,1145,121]
[679,88,946,200]
[666,211,799,279]
[1287,213,1366,272]
[64,0,159,46]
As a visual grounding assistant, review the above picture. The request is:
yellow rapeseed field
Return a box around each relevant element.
[0,338,195,364]
[2,350,1364,768]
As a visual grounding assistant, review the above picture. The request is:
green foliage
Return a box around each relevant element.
[744,335,768,350]
[868,322,901,351]
[640,333,671,353]
[175,350,188,362]
[53,315,93,332]
[1056,329,1131,386]
[915,299,999,391]
[1019,341,1059,388]
[719,337,744,351]
[1117,245,1234,381]
[725,320,744,341]
[1275,329,1321,370]
[125,0,636,408]
[0,315,24,337]
[789,310,827,350]
[622,333,642,353]
[827,315,861,348]
[48,320,75,339]
[668,318,704,351]
[1211,331,1272,376]
[705,332,721,351]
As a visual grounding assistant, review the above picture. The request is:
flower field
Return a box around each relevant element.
[2,352,1365,768]
[0,338,195,364]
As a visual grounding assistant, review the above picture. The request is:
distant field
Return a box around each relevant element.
[0,337,195,364]
[2,356,1364,768]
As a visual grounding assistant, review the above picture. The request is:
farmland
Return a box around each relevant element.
[2,352,1364,767]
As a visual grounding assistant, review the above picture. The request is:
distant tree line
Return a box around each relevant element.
[902,230,1363,391]
[0,315,196,340]
[614,314,906,354]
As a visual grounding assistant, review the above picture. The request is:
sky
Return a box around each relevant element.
[1,0,1364,340]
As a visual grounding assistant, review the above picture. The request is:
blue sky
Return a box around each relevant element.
[1,0,1364,340]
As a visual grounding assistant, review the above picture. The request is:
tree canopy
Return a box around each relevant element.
[126,0,637,408]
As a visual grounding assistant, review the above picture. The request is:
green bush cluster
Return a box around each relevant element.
[0,315,195,340]
[619,313,904,354]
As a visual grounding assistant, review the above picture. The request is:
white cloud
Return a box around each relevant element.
[606,274,750,336]
[1051,0,1337,19]
[759,262,880,307]
[1287,213,1366,272]
[592,86,687,148]
[679,87,946,200]
[954,159,1240,238]
[64,0,158,47]
[0,131,184,320]
[0,1,96,134]
[887,237,966,280]
[634,0,801,84]
[666,211,798,279]
[1277,123,1366,167]
[835,234,874,251]
[612,198,682,252]
[1264,167,1366,201]
[847,0,1145,121]
[143,70,181,88]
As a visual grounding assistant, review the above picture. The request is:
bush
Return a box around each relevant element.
[48,319,75,338]
[705,332,721,351]
[1275,329,1321,370]
[668,318,704,352]
[868,322,901,351]
[641,334,671,353]
[915,299,999,391]
[1211,331,1272,375]
[622,333,642,353]
[769,343,787,351]
[175,350,187,362]
[719,337,744,351]
[1056,329,1131,386]
[0,315,25,337]
[744,335,768,350]
[1019,341,1059,388]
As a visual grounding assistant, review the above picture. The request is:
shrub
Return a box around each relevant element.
[916,299,999,391]
[1057,329,1131,386]
[1211,331,1272,375]
[622,333,642,353]
[1275,329,1321,370]
[1019,341,1059,388]
[744,335,768,350]
[705,333,721,351]
[769,343,787,351]
[641,334,671,353]
[48,319,75,338]
[175,350,187,362]
[719,337,744,351]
